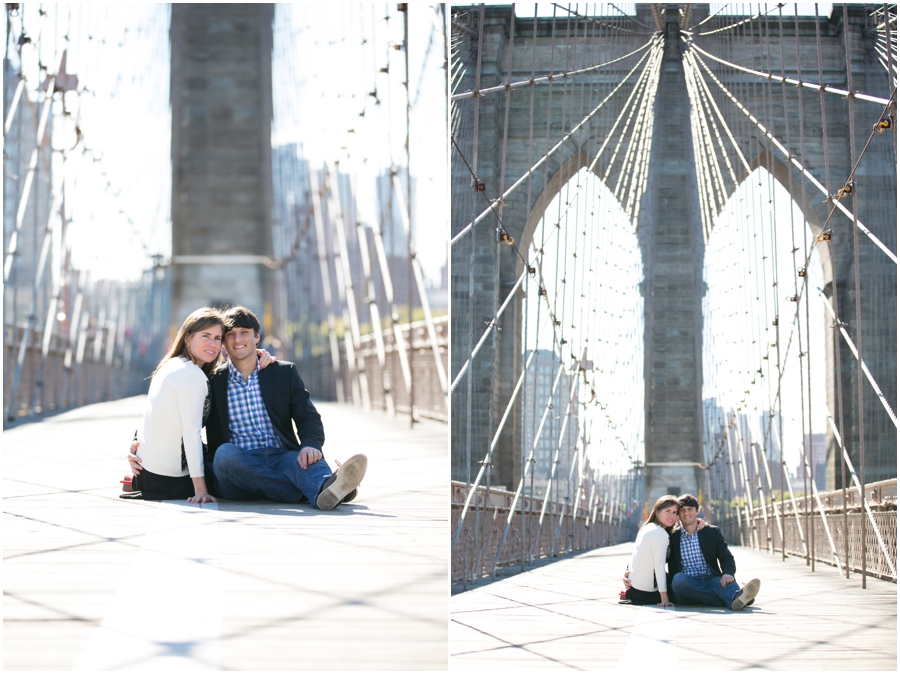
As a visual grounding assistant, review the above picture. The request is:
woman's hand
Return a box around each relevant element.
[657,600,675,607]
[189,477,216,504]
[187,492,217,504]
[698,517,708,529]
[128,441,143,475]
[258,348,274,368]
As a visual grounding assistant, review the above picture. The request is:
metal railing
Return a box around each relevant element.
[451,481,637,585]
[718,479,897,582]
[355,317,448,421]
[4,323,145,420]
[3,275,167,424]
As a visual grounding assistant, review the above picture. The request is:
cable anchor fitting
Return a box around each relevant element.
[816,230,832,242]
[797,266,806,278]
[873,114,893,134]
[498,230,514,246]
[835,180,854,200]
[472,177,485,193]
[787,295,799,302]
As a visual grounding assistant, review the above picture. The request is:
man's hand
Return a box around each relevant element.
[297,446,323,469]
[128,441,143,475]
[623,569,632,589]
[720,574,735,587]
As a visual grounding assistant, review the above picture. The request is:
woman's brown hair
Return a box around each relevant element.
[640,495,680,532]
[151,307,224,378]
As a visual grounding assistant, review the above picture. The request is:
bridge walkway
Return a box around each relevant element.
[451,541,896,670]
[4,396,447,671]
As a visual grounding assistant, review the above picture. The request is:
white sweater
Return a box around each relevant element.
[629,522,670,593]
[136,357,208,478]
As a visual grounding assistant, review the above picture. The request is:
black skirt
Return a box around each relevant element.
[132,468,195,501]
[624,587,662,605]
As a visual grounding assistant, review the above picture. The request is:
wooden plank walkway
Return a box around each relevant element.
[4,396,448,671]
[451,542,896,671]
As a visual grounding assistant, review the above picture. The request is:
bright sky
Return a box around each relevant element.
[521,165,828,479]
[272,3,447,281]
[523,168,645,475]
[704,168,827,467]
[8,4,446,285]
[506,3,833,20]
[9,4,171,284]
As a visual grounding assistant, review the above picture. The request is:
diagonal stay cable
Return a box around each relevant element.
[451,39,660,246]
[528,369,580,557]
[607,43,662,195]
[686,40,892,282]
[607,2,654,28]
[449,150,591,374]
[697,3,786,36]
[798,450,846,574]
[450,269,525,394]
[821,396,897,580]
[451,36,656,100]
[690,42,893,106]
[532,38,663,253]
[460,352,565,550]
[449,134,530,270]
[692,51,898,264]
[684,45,731,211]
[805,86,898,243]
[551,3,656,35]
[690,2,731,30]
[450,350,537,549]
[708,212,831,480]
[816,287,897,427]
[453,178,620,550]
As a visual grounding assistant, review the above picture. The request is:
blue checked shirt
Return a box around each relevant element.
[680,528,714,576]
[227,361,283,450]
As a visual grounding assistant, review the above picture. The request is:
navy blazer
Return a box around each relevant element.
[667,525,737,587]
[205,360,325,463]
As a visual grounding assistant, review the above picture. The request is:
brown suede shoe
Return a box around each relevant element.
[731,579,760,610]
[316,454,367,510]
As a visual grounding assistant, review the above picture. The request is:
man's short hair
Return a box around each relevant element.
[678,494,700,511]
[223,306,261,335]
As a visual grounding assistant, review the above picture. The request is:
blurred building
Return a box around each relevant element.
[522,349,581,498]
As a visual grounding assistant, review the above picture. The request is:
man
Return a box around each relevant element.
[666,494,760,610]
[130,306,365,510]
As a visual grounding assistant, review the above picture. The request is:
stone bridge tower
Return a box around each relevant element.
[451,4,896,497]
[169,4,275,328]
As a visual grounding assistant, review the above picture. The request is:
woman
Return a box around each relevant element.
[623,495,679,607]
[129,308,224,504]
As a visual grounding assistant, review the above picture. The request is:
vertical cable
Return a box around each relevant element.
[842,3,866,589]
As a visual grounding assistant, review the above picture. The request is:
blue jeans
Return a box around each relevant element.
[671,572,741,608]
[213,443,332,506]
